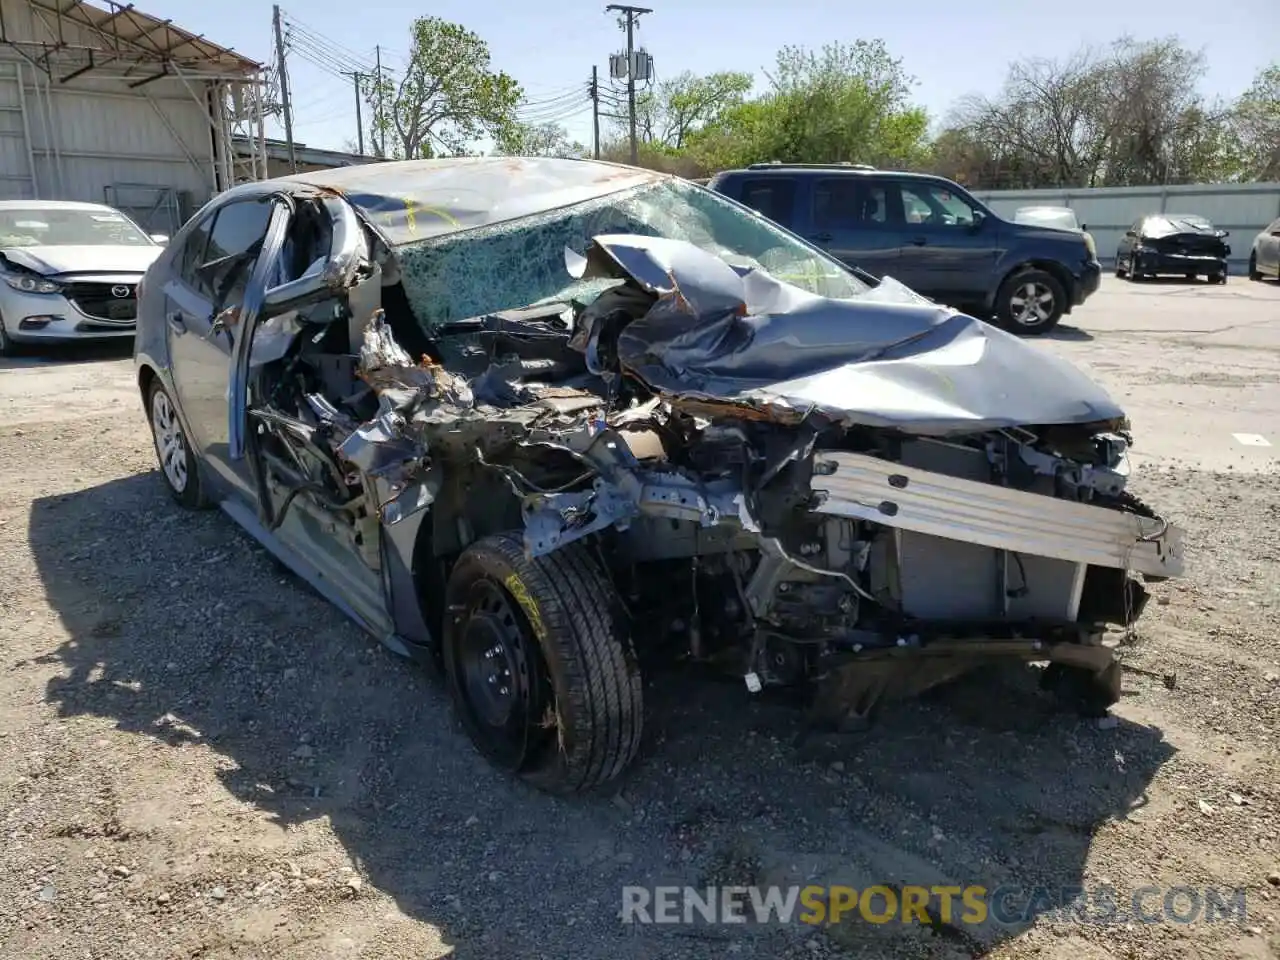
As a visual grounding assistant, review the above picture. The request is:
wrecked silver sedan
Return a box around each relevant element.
[134,158,1184,793]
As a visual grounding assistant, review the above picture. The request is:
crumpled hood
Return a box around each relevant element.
[570,234,1124,436]
[0,244,161,277]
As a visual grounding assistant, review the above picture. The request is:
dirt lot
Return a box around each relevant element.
[2,275,1279,960]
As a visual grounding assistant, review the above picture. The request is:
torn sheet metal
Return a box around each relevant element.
[578,234,1125,436]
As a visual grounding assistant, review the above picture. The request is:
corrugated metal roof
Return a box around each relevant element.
[21,0,261,73]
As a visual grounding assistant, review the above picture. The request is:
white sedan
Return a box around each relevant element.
[0,200,167,355]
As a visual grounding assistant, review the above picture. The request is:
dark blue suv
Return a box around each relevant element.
[708,163,1102,335]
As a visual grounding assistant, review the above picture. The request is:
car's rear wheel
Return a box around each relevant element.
[995,268,1066,335]
[1209,271,1227,285]
[442,532,643,794]
[1248,253,1261,281]
[147,379,208,509]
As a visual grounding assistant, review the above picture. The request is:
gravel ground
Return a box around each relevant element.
[2,278,1279,960]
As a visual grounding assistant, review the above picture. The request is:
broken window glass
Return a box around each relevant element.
[394,179,869,330]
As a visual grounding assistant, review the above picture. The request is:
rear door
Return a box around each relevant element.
[808,176,902,279]
[164,195,277,499]
[889,179,995,303]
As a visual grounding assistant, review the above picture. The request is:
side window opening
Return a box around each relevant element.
[737,177,797,226]
[813,178,888,230]
[198,198,275,311]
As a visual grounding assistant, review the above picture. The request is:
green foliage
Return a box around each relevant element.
[361,17,522,160]
[1228,63,1280,181]
[680,41,931,175]
[493,121,587,159]
[632,70,754,149]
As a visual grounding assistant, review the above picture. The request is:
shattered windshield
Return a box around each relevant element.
[395,178,869,328]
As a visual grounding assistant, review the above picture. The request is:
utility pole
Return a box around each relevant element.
[374,45,385,157]
[605,4,651,166]
[590,66,600,160]
[343,70,364,154]
[271,4,297,173]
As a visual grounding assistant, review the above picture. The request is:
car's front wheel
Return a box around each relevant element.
[147,379,208,509]
[442,532,644,794]
[0,316,18,357]
[1249,253,1262,281]
[995,268,1066,335]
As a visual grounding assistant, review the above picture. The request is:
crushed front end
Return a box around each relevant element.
[327,230,1184,731]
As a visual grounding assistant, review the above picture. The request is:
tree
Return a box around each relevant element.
[933,37,1240,189]
[493,121,586,158]
[685,40,931,173]
[362,17,522,159]
[1228,63,1280,181]
[630,70,754,149]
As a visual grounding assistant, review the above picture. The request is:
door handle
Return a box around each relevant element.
[908,237,927,246]
[166,312,186,335]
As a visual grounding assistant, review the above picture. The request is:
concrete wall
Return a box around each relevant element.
[971,182,1280,270]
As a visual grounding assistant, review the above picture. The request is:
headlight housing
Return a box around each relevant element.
[5,274,61,294]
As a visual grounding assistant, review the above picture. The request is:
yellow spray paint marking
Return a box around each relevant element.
[504,573,547,641]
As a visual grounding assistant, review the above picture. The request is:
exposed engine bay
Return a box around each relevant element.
[237,211,1183,735]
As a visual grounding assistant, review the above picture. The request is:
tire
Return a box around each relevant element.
[1248,254,1261,281]
[146,379,208,509]
[1209,272,1226,285]
[443,532,643,794]
[1040,661,1122,718]
[995,268,1066,335]
[0,316,18,357]
[1114,256,1127,278]
[1128,254,1144,281]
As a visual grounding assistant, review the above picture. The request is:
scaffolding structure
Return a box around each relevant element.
[0,0,270,190]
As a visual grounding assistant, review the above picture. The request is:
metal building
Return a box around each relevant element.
[0,0,269,235]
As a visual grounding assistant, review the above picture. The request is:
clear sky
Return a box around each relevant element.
[147,0,1278,155]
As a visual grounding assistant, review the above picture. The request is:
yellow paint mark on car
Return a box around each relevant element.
[504,573,547,641]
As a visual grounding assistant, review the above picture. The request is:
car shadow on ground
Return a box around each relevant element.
[0,338,133,370]
[1043,324,1093,342]
[30,472,1176,959]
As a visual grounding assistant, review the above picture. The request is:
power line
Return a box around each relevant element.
[279,10,376,72]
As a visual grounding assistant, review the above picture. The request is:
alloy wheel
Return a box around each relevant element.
[1008,281,1057,326]
[150,388,189,494]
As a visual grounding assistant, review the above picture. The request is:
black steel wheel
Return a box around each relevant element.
[442,532,643,793]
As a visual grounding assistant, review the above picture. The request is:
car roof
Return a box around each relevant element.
[715,166,960,187]
[0,200,125,213]
[220,156,670,246]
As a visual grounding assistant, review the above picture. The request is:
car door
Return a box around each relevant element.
[889,179,995,304]
[1259,218,1280,275]
[1117,219,1142,263]
[163,194,277,500]
[808,176,902,280]
[733,175,800,230]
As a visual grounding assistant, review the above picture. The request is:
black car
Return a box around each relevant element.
[1115,214,1230,284]
[708,162,1102,335]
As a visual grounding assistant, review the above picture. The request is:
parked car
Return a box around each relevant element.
[0,200,167,356]
[1013,205,1082,232]
[135,157,1184,793]
[1248,216,1280,281]
[707,162,1102,335]
[1115,214,1230,283]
